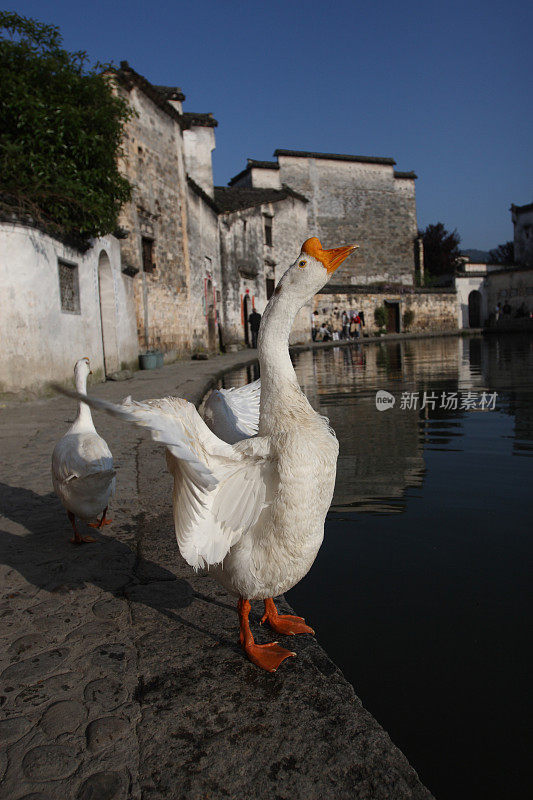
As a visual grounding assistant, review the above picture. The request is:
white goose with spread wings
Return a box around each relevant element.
[55,238,356,671]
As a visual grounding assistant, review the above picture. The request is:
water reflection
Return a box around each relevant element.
[222,336,533,513]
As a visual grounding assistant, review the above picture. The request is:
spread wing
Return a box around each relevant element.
[203,378,261,443]
[53,385,277,569]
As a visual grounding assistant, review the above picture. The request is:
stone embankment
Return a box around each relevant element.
[0,348,434,799]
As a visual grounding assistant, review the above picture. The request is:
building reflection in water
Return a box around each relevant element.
[218,335,533,512]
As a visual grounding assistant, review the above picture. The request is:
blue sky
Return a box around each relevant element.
[11,0,532,250]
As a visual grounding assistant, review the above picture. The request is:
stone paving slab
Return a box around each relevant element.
[0,351,434,799]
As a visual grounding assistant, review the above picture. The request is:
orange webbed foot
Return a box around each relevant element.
[261,597,315,636]
[88,508,112,529]
[87,517,113,529]
[243,641,296,673]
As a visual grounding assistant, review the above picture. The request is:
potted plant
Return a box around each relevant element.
[402,309,415,331]
[374,305,387,335]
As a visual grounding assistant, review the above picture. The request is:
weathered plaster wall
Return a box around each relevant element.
[218,196,309,346]
[314,289,457,335]
[186,184,223,351]
[115,82,192,355]
[487,268,533,315]
[250,166,281,189]
[276,155,418,286]
[0,224,137,394]
[183,126,216,198]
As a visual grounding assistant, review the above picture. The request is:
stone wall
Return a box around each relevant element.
[0,223,138,394]
[276,154,418,286]
[314,288,458,335]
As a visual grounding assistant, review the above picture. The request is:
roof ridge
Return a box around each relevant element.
[274,149,396,166]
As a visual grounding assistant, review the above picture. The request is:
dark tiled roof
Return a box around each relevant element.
[228,159,280,186]
[182,112,218,129]
[248,159,279,170]
[187,177,219,213]
[394,170,417,180]
[153,84,185,102]
[214,185,308,213]
[511,201,533,214]
[274,149,396,166]
[116,62,184,124]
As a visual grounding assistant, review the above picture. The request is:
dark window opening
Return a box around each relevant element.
[142,237,155,272]
[266,278,275,299]
[264,216,273,247]
[58,259,80,313]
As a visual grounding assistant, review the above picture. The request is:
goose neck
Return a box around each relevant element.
[73,371,95,431]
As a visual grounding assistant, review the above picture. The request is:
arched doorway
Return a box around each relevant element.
[98,251,120,375]
[468,290,482,328]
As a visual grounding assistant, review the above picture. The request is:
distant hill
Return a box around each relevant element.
[461,248,490,262]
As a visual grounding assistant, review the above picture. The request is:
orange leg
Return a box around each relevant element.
[237,597,295,673]
[88,507,113,529]
[260,597,315,636]
[67,511,96,544]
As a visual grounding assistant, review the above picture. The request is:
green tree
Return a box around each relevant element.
[489,241,514,265]
[420,222,461,277]
[0,11,132,247]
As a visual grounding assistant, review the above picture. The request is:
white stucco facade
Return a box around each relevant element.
[0,223,138,394]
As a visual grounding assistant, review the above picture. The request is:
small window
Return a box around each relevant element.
[264,216,273,247]
[58,259,80,313]
[142,237,155,272]
[266,278,275,299]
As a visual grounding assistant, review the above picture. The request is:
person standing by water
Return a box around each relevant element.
[311,310,319,341]
[248,308,261,348]
[341,310,349,339]
[350,312,362,339]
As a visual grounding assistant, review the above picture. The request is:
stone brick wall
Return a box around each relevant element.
[314,289,458,335]
[277,155,418,286]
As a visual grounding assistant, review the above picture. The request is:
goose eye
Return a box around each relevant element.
[298,260,307,268]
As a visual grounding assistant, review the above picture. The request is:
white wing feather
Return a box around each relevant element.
[53,385,278,569]
[203,378,261,443]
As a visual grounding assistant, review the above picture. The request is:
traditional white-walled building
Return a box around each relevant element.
[0,222,138,394]
[215,184,309,346]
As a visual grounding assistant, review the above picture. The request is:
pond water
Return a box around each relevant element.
[221,334,533,800]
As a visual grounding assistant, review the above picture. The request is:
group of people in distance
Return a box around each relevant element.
[247,304,367,349]
[312,307,365,342]
[494,301,530,322]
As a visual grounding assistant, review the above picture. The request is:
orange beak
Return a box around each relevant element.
[302,237,358,274]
